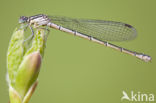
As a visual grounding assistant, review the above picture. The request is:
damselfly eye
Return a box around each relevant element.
[19,16,28,23]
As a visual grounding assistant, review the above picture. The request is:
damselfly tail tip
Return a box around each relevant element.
[142,55,152,62]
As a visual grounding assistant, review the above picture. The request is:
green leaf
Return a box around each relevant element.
[7,25,49,103]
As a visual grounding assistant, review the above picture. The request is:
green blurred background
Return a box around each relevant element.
[0,0,156,103]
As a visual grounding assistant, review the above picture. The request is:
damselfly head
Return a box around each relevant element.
[19,16,28,23]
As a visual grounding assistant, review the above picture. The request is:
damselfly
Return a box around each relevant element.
[19,14,151,62]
